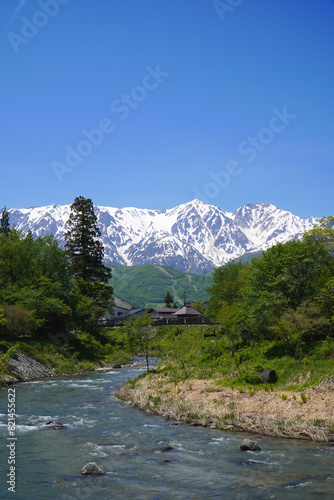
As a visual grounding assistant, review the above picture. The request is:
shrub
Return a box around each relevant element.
[0,304,33,339]
[235,371,262,385]
[105,350,132,365]
[54,360,77,374]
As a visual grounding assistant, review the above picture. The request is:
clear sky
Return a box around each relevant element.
[1,0,333,218]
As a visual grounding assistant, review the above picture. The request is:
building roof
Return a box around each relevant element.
[116,308,144,320]
[114,296,132,310]
[147,308,179,314]
[173,305,202,316]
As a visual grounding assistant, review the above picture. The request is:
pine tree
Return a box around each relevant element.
[64,196,111,284]
[164,290,173,308]
[0,207,10,237]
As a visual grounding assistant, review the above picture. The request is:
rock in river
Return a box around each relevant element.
[240,439,261,452]
[81,462,105,475]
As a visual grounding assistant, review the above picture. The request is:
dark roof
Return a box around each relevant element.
[116,308,144,320]
[148,308,179,314]
[173,305,202,316]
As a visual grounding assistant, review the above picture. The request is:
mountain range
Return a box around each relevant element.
[5,199,318,274]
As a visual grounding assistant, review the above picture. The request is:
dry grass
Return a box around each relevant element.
[117,374,334,442]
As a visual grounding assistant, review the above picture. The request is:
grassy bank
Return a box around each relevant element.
[0,327,132,387]
[117,325,334,441]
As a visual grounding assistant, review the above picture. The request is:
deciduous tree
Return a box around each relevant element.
[124,312,156,372]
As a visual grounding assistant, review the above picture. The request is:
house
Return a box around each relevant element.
[113,297,132,317]
[147,303,206,325]
[173,304,202,317]
[115,308,145,324]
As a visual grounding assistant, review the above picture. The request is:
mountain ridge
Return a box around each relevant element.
[4,199,318,274]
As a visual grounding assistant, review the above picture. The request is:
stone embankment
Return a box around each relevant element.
[1,351,55,386]
[117,373,334,442]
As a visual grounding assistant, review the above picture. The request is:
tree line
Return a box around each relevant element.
[206,217,334,359]
[0,197,113,340]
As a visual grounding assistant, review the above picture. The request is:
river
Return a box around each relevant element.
[0,360,333,499]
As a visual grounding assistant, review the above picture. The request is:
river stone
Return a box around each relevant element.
[112,363,122,369]
[154,446,174,453]
[258,369,277,384]
[45,420,65,430]
[240,439,261,451]
[81,462,105,475]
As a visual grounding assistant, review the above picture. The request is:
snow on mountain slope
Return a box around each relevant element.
[6,199,318,274]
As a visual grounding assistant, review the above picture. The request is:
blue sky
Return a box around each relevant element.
[1,0,333,218]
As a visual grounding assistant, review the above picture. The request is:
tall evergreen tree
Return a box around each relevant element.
[0,207,10,237]
[64,196,111,284]
[164,290,173,308]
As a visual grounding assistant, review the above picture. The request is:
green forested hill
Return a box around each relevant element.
[110,264,212,308]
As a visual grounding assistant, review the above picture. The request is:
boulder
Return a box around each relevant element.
[45,420,65,430]
[240,439,261,451]
[81,462,105,475]
[112,363,122,369]
[258,369,277,384]
[154,446,174,453]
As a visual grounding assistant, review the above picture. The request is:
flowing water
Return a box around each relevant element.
[0,360,333,499]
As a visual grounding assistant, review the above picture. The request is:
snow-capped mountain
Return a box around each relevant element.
[6,199,318,274]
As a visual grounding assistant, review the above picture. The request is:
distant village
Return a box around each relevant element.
[112,296,213,326]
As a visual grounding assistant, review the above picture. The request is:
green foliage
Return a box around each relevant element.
[164,290,173,307]
[148,394,162,407]
[206,260,248,318]
[0,207,10,237]
[190,299,207,315]
[54,359,78,374]
[0,308,7,329]
[64,196,114,328]
[65,196,111,284]
[216,301,240,356]
[303,216,334,276]
[124,312,157,371]
[0,304,33,339]
[153,325,334,391]
[300,392,307,404]
[270,302,326,359]
[207,232,334,353]
[104,350,132,365]
[235,371,262,385]
[238,240,319,341]
[0,205,115,340]
[111,264,212,308]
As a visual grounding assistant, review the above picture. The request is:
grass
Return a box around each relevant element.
[300,392,308,404]
[153,326,334,391]
[0,326,133,382]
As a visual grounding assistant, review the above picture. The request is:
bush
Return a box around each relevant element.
[235,371,263,385]
[0,304,33,339]
[105,350,132,365]
[54,360,77,374]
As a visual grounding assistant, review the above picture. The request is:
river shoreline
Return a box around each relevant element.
[117,372,334,442]
[0,350,146,389]
[3,352,333,443]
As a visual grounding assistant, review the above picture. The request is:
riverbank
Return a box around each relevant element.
[0,348,141,389]
[117,372,334,442]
